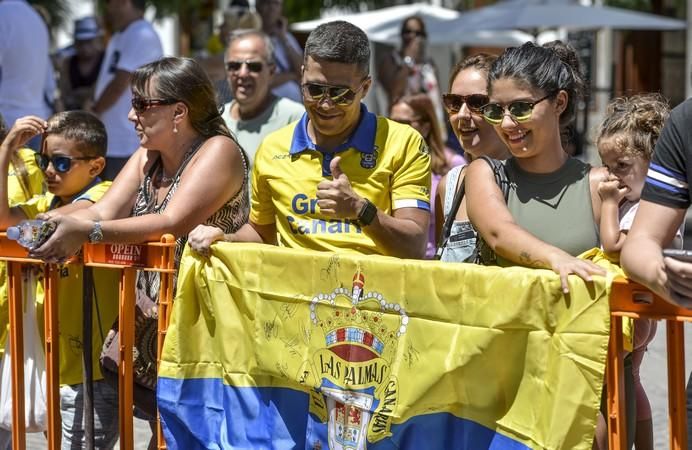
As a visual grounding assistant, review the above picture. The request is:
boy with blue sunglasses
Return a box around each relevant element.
[0,111,119,449]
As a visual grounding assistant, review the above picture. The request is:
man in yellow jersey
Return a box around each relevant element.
[189,21,431,258]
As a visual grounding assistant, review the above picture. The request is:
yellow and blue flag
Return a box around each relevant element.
[158,244,613,450]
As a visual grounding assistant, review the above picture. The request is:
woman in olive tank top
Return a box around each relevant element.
[465,41,607,294]
[465,41,638,450]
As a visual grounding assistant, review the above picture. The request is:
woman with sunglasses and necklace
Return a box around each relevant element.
[434,54,509,262]
[29,56,250,450]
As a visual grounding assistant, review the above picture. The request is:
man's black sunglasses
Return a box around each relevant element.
[35,154,96,174]
[226,60,265,73]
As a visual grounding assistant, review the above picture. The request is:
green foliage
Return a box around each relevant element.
[28,0,71,29]
[147,0,207,19]
[604,0,652,12]
[283,0,400,23]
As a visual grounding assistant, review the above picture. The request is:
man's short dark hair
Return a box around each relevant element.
[304,21,370,75]
[45,111,107,158]
[131,0,147,11]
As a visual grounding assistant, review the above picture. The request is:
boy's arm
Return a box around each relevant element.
[0,116,45,227]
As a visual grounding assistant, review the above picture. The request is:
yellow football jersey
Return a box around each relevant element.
[251,106,431,255]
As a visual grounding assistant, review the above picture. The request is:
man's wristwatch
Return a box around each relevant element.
[357,199,377,226]
[88,221,103,243]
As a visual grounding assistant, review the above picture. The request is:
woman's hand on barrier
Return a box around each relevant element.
[29,215,90,263]
[548,251,606,294]
[662,257,692,309]
[188,224,225,257]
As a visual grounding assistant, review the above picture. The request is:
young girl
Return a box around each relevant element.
[596,93,673,450]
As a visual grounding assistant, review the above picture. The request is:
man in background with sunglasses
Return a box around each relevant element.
[221,30,303,168]
[91,0,162,181]
[189,21,431,259]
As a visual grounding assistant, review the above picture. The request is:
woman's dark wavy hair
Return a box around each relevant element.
[448,53,497,91]
[131,57,232,140]
[488,41,585,128]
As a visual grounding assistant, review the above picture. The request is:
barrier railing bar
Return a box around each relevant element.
[7,261,25,450]
[44,264,60,449]
[156,268,174,450]
[118,267,135,450]
[607,314,626,450]
[666,320,688,450]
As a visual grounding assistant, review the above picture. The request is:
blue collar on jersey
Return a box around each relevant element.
[289,103,377,156]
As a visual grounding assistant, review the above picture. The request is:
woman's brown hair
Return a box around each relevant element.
[392,93,449,176]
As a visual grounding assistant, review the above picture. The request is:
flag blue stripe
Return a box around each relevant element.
[158,377,531,450]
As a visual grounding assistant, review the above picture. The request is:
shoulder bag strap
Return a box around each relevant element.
[434,169,466,260]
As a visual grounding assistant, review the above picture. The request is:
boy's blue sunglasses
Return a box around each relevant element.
[35,153,95,173]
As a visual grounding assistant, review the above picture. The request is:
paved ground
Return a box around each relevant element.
[25,417,152,449]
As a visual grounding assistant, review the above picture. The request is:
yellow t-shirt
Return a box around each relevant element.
[250,107,431,254]
[17,181,119,386]
[0,147,44,356]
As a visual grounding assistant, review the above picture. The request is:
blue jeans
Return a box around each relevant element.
[60,381,118,450]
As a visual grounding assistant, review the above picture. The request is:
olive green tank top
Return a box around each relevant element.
[497,157,599,267]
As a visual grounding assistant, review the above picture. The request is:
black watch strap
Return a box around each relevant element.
[357,199,377,226]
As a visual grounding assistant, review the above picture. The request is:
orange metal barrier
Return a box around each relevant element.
[608,277,691,450]
[0,234,176,450]
[1,241,689,450]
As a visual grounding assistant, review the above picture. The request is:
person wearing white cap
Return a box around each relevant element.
[59,16,105,111]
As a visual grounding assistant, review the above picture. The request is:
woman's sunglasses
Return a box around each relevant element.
[442,93,489,114]
[35,154,95,174]
[301,82,365,106]
[402,29,426,38]
[131,96,178,115]
[226,60,265,73]
[481,93,555,125]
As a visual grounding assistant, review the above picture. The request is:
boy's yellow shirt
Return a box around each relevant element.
[8,147,45,206]
[17,180,120,386]
[0,147,44,357]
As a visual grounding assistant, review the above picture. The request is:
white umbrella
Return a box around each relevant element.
[292,3,534,47]
[438,0,686,33]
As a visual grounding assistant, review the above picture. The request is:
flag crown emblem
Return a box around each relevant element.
[310,269,408,360]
